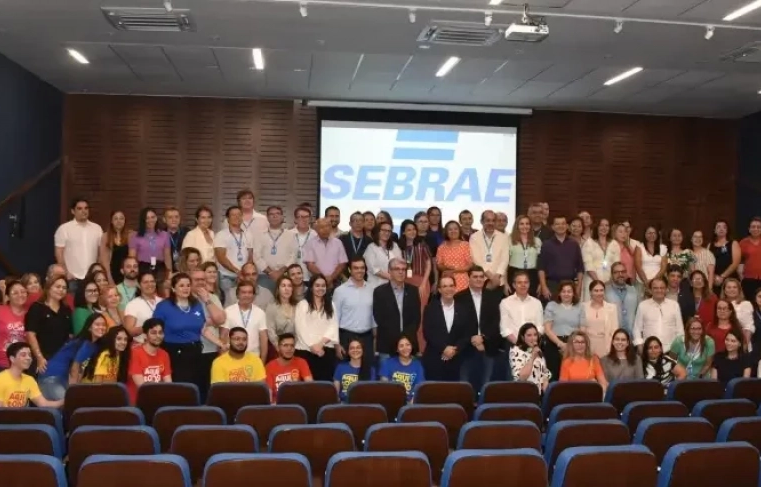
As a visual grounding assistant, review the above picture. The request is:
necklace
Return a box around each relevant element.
[177,301,191,313]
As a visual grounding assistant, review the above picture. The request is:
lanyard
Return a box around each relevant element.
[230,228,244,260]
[521,240,530,269]
[169,231,181,252]
[405,245,414,264]
[350,234,363,254]
[142,297,157,313]
[268,228,284,246]
[695,298,702,314]
[240,306,252,327]
[296,231,311,249]
[147,232,157,251]
[120,283,136,303]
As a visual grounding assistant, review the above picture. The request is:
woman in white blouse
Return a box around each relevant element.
[690,230,716,287]
[294,274,339,381]
[635,225,667,286]
[721,278,755,349]
[364,222,402,289]
[582,280,619,357]
[581,218,621,301]
[182,205,216,263]
[509,323,551,393]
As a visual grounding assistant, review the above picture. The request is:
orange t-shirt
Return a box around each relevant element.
[740,238,761,279]
[265,357,312,402]
[127,346,172,404]
[559,355,603,382]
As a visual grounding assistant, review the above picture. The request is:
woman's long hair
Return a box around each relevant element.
[306,274,334,319]
[606,328,637,366]
[641,336,666,377]
[81,325,132,383]
[39,275,68,305]
[516,323,539,352]
[105,210,131,249]
[564,330,592,360]
[347,338,372,380]
[73,277,100,309]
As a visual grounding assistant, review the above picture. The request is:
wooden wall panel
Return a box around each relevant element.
[63,97,737,237]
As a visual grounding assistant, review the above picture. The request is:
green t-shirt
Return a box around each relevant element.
[72,307,95,335]
[670,336,715,379]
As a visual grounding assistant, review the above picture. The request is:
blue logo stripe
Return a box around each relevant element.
[392,148,455,161]
[396,130,459,144]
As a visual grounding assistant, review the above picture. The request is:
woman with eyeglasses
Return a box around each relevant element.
[707,298,745,354]
[559,330,608,394]
[669,317,715,379]
[123,271,162,345]
[72,278,101,335]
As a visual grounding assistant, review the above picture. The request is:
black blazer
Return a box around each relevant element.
[455,288,503,356]
[372,282,421,354]
[422,296,476,357]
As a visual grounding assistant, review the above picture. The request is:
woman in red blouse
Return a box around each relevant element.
[706,298,744,354]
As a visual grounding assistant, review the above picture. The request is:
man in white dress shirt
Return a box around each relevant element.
[236,189,268,236]
[499,271,544,380]
[469,210,509,290]
[54,197,103,293]
[289,206,317,283]
[251,206,297,294]
[214,205,254,305]
[632,276,684,353]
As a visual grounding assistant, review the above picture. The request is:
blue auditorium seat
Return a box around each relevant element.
[542,381,603,417]
[551,445,657,487]
[724,377,761,405]
[691,398,756,429]
[441,449,547,487]
[543,420,630,475]
[0,454,66,487]
[547,403,619,429]
[665,380,723,411]
[0,424,62,458]
[204,453,311,487]
[657,442,760,487]
[604,379,664,412]
[717,416,761,452]
[456,420,541,451]
[0,407,64,453]
[473,402,543,427]
[363,422,449,484]
[632,417,714,465]
[78,454,191,487]
[69,406,145,431]
[478,381,540,405]
[325,451,430,487]
[71,425,160,453]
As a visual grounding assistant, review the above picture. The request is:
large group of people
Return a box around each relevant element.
[1,189,761,408]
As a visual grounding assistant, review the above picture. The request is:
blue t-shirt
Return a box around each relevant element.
[379,356,425,401]
[333,362,376,402]
[153,300,206,344]
[40,340,97,381]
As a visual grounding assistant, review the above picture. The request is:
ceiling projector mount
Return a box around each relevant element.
[504,3,549,42]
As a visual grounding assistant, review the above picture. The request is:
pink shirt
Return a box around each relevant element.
[0,305,27,368]
[302,237,348,277]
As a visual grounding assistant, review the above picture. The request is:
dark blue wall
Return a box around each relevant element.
[0,53,63,277]
[738,111,761,232]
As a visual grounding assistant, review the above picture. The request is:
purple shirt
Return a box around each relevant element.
[537,236,584,281]
[129,230,170,264]
[302,237,348,277]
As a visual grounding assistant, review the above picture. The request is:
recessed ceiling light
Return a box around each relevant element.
[603,67,643,86]
[489,0,503,5]
[724,0,761,21]
[252,48,265,70]
[67,48,89,65]
[436,56,460,77]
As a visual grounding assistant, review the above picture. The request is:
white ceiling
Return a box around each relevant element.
[2,0,761,117]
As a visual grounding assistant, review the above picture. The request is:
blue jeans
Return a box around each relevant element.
[39,376,66,401]
[258,273,277,295]
[219,274,238,306]
[460,352,496,396]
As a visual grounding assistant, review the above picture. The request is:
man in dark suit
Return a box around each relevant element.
[373,258,422,360]
[422,275,477,381]
[456,265,503,393]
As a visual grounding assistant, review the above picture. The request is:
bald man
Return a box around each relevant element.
[495,212,508,233]
[469,211,509,290]
[302,218,348,289]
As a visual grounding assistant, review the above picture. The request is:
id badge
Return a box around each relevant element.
[150,256,157,267]
[237,250,244,263]
[406,269,413,278]
[173,250,180,263]
[297,250,302,260]
[270,247,277,256]
[485,254,492,263]
[602,260,608,270]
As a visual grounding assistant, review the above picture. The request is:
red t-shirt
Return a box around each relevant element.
[265,357,312,402]
[740,237,761,279]
[127,345,172,404]
[0,306,27,368]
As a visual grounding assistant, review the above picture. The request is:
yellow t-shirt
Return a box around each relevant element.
[81,351,119,383]
[0,370,41,407]
[210,352,266,384]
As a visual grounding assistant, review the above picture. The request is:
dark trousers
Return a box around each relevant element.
[199,352,217,402]
[742,278,761,303]
[163,341,205,395]
[138,261,168,285]
[460,351,496,396]
[338,329,375,369]
[422,350,462,381]
[296,348,336,382]
[543,335,568,382]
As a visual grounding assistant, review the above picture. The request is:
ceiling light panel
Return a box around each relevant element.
[604,67,643,86]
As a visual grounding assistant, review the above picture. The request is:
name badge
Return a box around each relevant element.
[172,250,180,263]
[237,251,244,263]
[406,269,413,278]
[485,254,492,263]
[297,250,302,260]
[150,256,157,267]
[602,260,608,270]
[270,247,278,256]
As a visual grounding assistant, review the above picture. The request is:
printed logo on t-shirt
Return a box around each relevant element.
[228,366,251,382]
[143,365,163,383]
[391,371,416,394]
[6,391,28,407]
[274,369,300,390]
[341,373,358,393]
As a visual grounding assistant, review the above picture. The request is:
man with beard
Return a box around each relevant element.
[265,332,313,403]
[210,327,266,383]
[117,257,140,311]
[0,342,63,408]
[127,318,172,404]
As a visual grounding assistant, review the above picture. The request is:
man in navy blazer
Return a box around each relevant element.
[372,258,422,359]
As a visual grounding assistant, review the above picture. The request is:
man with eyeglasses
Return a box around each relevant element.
[340,212,370,278]
[373,258,421,361]
[289,206,317,283]
[605,262,640,334]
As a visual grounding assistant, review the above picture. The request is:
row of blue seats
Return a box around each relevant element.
[2,442,759,487]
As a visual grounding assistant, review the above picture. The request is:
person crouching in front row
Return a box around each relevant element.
[211,326,266,384]
[0,342,64,408]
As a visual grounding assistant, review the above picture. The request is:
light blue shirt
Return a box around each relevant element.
[334,279,376,333]
[605,283,639,334]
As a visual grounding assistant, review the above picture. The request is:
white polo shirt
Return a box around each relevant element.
[224,303,268,355]
[214,227,253,278]
[54,219,103,279]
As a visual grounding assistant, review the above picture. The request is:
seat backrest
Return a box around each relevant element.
[136,383,200,425]
[542,382,603,418]
[632,417,715,465]
[658,442,760,487]
[78,453,191,487]
[268,423,355,482]
[68,425,160,487]
[317,404,388,449]
[397,404,467,449]
[621,401,689,438]
[0,408,64,453]
[0,424,61,458]
[605,380,665,413]
[413,382,474,419]
[63,383,129,426]
[665,380,723,411]
[69,407,145,432]
[725,378,761,406]
[0,454,66,487]
[235,405,307,448]
[717,417,761,452]
[364,422,449,484]
[456,420,541,451]
[206,382,271,424]
[347,381,408,421]
[170,425,258,483]
[153,406,226,452]
[479,381,541,405]
[203,453,311,487]
[551,445,657,487]
[276,381,338,423]
[325,451,431,487]
[691,398,757,430]
[473,403,543,428]
[441,449,547,487]
[543,420,630,474]
[548,403,619,429]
